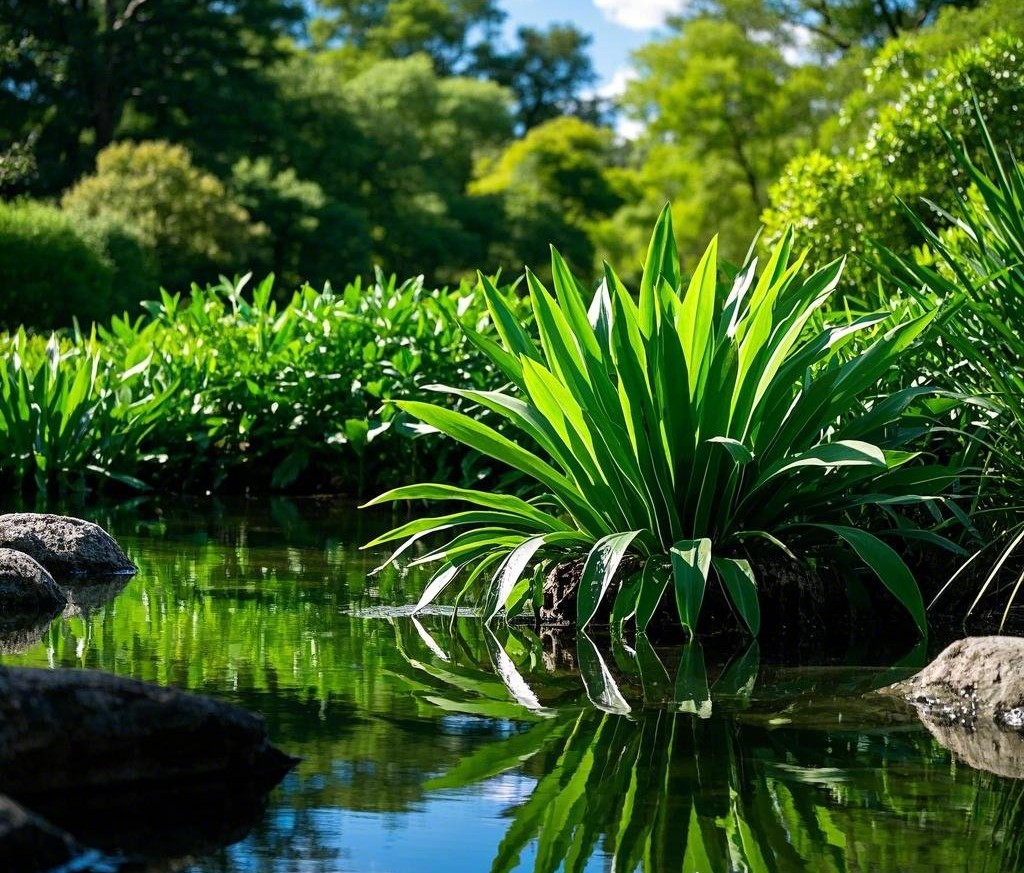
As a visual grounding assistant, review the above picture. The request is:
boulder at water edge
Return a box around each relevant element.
[0,548,67,620]
[0,666,296,797]
[0,513,136,577]
[0,794,82,873]
[881,636,1024,778]
[883,636,1024,725]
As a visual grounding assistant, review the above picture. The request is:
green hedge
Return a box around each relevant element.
[0,199,158,329]
[0,200,115,328]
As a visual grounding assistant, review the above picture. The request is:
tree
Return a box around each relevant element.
[821,0,1024,151]
[310,0,504,74]
[470,116,622,278]
[685,0,979,53]
[0,0,303,196]
[609,18,823,268]
[763,33,1024,297]
[339,54,514,281]
[473,24,601,131]
[62,141,263,292]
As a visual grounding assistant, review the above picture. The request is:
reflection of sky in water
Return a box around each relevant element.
[3,500,1024,873]
[221,774,565,873]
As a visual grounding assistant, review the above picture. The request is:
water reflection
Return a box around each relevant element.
[0,499,1021,872]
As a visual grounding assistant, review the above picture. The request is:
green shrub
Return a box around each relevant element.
[75,213,160,315]
[0,199,115,328]
[367,209,961,638]
[62,141,263,293]
[876,105,1024,624]
[764,34,1024,299]
[90,270,528,494]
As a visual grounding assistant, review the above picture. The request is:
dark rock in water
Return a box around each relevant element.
[881,636,1024,778]
[25,774,273,863]
[539,553,851,660]
[0,794,82,873]
[0,614,55,656]
[0,666,297,797]
[0,513,137,578]
[62,575,131,619]
[0,547,66,621]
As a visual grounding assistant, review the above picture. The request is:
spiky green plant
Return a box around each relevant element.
[875,101,1024,624]
[365,210,959,637]
[0,329,166,493]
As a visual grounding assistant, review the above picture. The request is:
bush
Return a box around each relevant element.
[0,199,115,328]
[75,213,160,316]
[764,34,1024,299]
[83,270,531,495]
[0,329,167,494]
[876,105,1024,623]
[367,209,961,638]
[62,141,263,293]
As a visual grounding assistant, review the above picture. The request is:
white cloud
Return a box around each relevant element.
[598,66,638,100]
[615,117,646,140]
[592,0,688,31]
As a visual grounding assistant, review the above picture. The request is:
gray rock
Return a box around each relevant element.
[880,636,1024,778]
[0,794,82,873]
[0,513,136,578]
[0,548,66,619]
[881,636,1024,726]
[0,666,296,797]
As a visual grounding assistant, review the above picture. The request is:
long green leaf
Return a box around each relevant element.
[806,523,926,637]
[671,538,712,637]
[577,531,644,629]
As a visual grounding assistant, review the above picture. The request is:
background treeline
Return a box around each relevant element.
[2,0,1022,329]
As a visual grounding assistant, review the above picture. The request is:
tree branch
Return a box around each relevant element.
[114,0,152,31]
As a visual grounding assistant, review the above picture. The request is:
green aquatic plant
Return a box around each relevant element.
[0,269,526,495]
[367,209,960,637]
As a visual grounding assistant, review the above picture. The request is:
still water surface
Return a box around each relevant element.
[1,499,1022,873]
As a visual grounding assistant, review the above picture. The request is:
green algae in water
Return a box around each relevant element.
[1,499,1022,873]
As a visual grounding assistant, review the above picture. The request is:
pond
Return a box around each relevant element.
[1,499,1021,873]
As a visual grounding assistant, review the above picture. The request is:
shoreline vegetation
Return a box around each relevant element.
[2,2,1024,639]
[3,108,1024,639]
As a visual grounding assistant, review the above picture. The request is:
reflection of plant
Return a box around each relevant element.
[414,632,1024,873]
[369,208,959,638]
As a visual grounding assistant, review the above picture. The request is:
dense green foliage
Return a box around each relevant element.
[2,0,1002,328]
[368,212,959,638]
[0,200,115,327]
[2,0,1022,633]
[876,107,1024,622]
[0,274,526,497]
[62,141,262,295]
[0,0,604,326]
[765,32,1024,295]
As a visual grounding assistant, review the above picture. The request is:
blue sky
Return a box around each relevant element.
[500,0,683,93]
